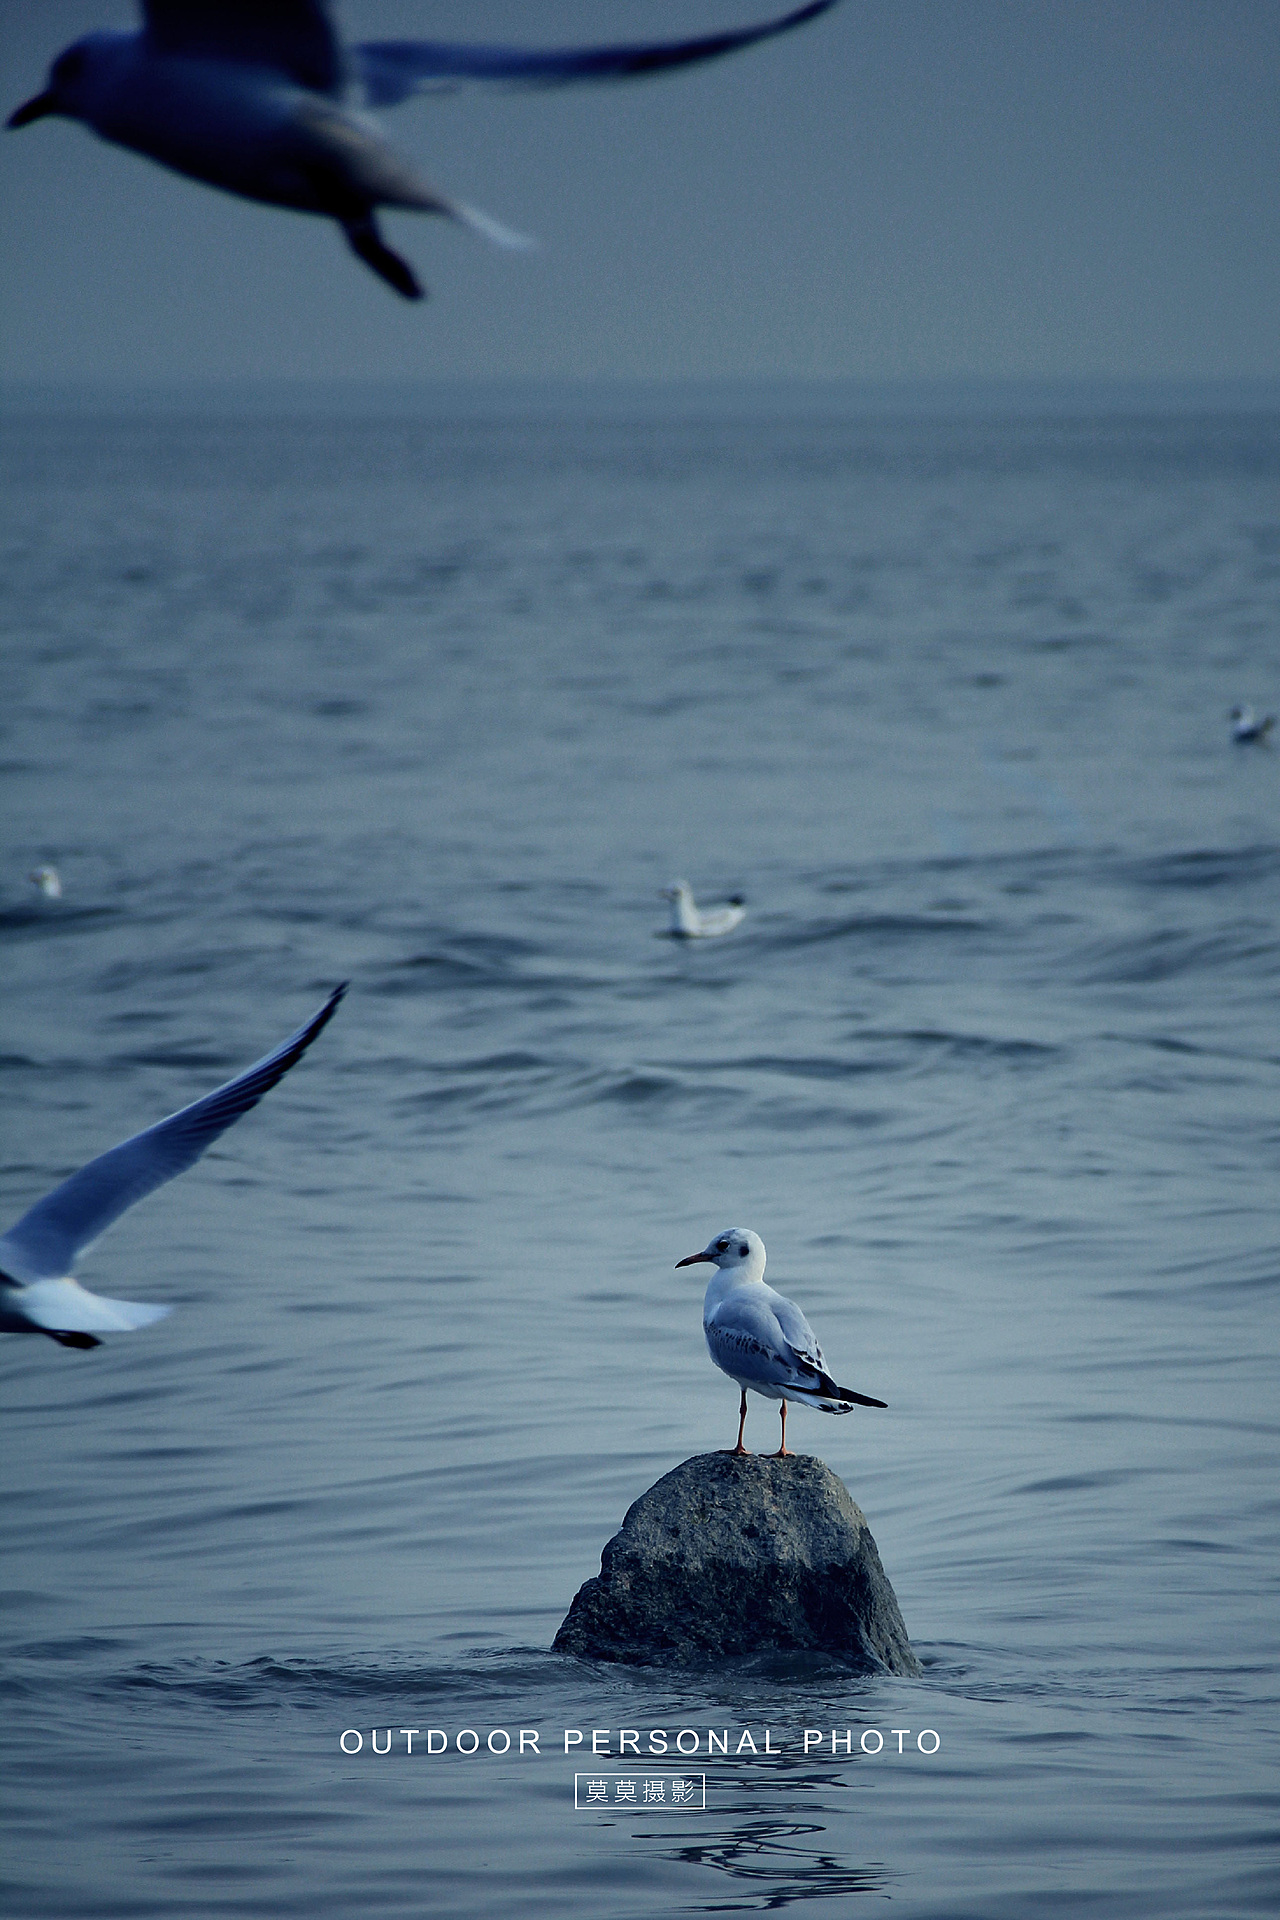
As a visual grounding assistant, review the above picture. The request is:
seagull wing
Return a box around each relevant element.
[695,905,744,936]
[141,1,344,95]
[355,1,837,108]
[706,1287,823,1393]
[709,1284,888,1409]
[7,1277,173,1336]
[0,985,346,1284]
[763,1283,827,1372]
[770,1282,888,1405]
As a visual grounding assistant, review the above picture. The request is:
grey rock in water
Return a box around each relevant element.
[553,1452,921,1673]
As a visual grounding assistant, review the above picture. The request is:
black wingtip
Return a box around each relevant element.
[821,1367,886,1408]
[310,981,348,1033]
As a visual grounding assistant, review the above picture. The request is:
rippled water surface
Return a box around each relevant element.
[3,393,1279,1917]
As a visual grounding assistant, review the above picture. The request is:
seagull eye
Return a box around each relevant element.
[716,1240,728,1252]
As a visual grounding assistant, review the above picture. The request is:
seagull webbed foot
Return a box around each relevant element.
[342,215,425,299]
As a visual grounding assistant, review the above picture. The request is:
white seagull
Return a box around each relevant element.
[1230,704,1275,744]
[28,866,63,900]
[0,984,346,1351]
[677,1226,886,1455]
[662,881,747,939]
[8,2,839,300]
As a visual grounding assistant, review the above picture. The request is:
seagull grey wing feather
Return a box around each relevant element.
[706,1291,820,1389]
[0,985,346,1283]
[355,1,837,108]
[709,1285,888,1409]
[765,1285,826,1372]
[767,1288,887,1405]
[705,1307,797,1390]
[141,1,344,94]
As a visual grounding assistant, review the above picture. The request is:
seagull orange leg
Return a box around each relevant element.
[771,1400,791,1457]
[729,1389,749,1454]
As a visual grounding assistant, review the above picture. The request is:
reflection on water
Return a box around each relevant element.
[664,1812,893,1909]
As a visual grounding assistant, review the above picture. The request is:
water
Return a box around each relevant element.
[2,390,1278,1918]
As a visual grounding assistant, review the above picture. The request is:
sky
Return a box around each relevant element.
[0,0,1278,385]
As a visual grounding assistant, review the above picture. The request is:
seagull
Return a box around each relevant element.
[0,984,346,1351]
[1230,705,1275,744]
[28,866,63,900]
[662,881,747,939]
[676,1227,886,1455]
[7,2,840,300]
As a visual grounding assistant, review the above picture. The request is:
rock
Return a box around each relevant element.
[553,1452,921,1673]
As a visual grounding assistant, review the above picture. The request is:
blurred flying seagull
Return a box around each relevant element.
[1229,704,1275,745]
[662,880,747,939]
[677,1227,886,1455]
[7,1,840,300]
[0,985,346,1350]
[28,865,63,900]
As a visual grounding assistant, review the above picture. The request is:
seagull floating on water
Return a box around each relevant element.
[27,866,63,901]
[1230,705,1275,745]
[8,1,839,300]
[677,1227,886,1455]
[0,984,346,1351]
[662,881,747,939]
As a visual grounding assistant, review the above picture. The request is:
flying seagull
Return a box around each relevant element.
[677,1226,886,1455]
[7,2,840,300]
[0,984,346,1350]
[662,881,747,939]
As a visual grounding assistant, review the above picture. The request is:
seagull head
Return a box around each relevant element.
[676,1227,765,1276]
[661,881,693,902]
[8,33,129,129]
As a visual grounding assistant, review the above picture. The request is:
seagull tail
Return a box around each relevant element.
[816,1367,887,1410]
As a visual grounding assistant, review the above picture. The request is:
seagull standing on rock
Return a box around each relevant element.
[677,1227,886,1455]
[8,1,840,299]
[0,985,345,1350]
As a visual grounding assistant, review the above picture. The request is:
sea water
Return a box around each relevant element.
[2,388,1278,1916]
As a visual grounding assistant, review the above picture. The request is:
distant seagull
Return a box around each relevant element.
[7,2,839,300]
[1230,705,1275,745]
[662,881,747,939]
[27,866,63,900]
[677,1227,886,1455]
[0,985,346,1351]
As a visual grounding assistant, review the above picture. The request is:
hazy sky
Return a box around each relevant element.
[1,1,1277,384]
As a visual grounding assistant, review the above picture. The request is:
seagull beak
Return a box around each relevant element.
[8,90,57,128]
[675,1251,714,1268]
